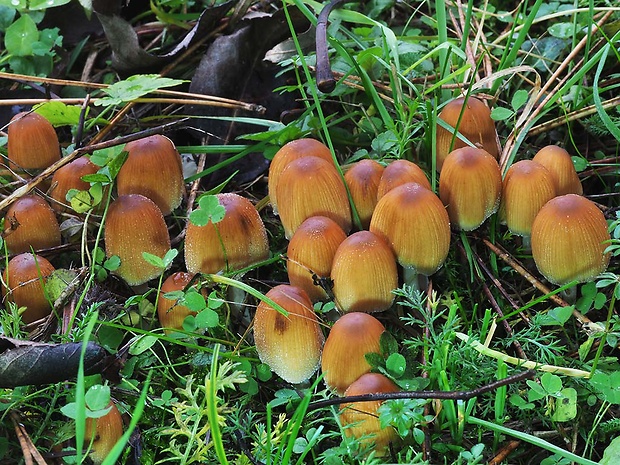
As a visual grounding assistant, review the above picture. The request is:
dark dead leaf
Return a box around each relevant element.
[92,0,236,74]
[186,9,309,187]
[0,338,107,388]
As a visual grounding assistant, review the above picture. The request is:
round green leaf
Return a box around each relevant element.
[5,14,38,56]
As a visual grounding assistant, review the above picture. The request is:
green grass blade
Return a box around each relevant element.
[468,415,598,465]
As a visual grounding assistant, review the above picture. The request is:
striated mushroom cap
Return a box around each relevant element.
[105,194,171,286]
[3,195,61,254]
[344,159,384,229]
[531,194,610,285]
[532,145,583,196]
[436,96,499,171]
[287,216,347,302]
[185,193,269,275]
[376,159,431,199]
[276,156,352,239]
[321,312,385,395]
[370,182,451,276]
[157,272,196,333]
[268,138,334,214]
[499,160,556,237]
[2,253,55,324]
[331,231,398,313]
[7,111,60,173]
[439,147,502,231]
[340,373,400,454]
[254,285,324,384]
[117,135,185,215]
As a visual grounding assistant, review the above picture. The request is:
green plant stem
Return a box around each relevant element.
[207,344,229,465]
[467,416,598,465]
[456,332,591,378]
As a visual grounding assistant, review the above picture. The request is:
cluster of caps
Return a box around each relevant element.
[248,97,611,452]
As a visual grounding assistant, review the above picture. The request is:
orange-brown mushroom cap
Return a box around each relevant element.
[344,159,384,229]
[2,253,55,324]
[439,147,502,231]
[531,194,610,285]
[105,194,171,286]
[254,285,324,384]
[532,145,583,196]
[3,195,61,254]
[340,373,400,453]
[436,96,499,172]
[331,231,398,313]
[185,193,269,275]
[276,156,352,239]
[7,111,60,173]
[370,182,451,276]
[287,216,347,302]
[268,138,335,214]
[117,134,185,215]
[321,312,385,395]
[499,160,556,237]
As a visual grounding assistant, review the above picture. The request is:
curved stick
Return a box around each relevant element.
[315,0,345,93]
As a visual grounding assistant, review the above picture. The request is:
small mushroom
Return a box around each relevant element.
[287,216,347,302]
[268,138,335,214]
[439,147,502,231]
[436,96,499,171]
[2,253,55,324]
[499,160,556,247]
[532,145,583,196]
[84,401,124,465]
[3,195,61,254]
[117,134,185,215]
[331,231,398,313]
[7,111,60,176]
[376,159,431,199]
[157,272,196,333]
[253,285,324,384]
[321,312,385,395]
[370,182,451,285]
[49,156,100,213]
[344,159,384,229]
[276,156,352,239]
[531,194,610,287]
[340,373,400,454]
[104,194,171,286]
[184,193,269,275]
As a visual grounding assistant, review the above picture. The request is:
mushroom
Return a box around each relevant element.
[268,138,335,214]
[117,134,185,215]
[436,96,499,171]
[499,160,556,248]
[49,156,100,213]
[287,216,347,302]
[370,182,451,286]
[185,193,269,275]
[532,145,583,196]
[439,147,502,230]
[276,156,352,239]
[340,373,400,454]
[531,194,610,293]
[104,194,171,286]
[343,159,384,229]
[2,253,55,324]
[7,111,60,177]
[84,401,124,465]
[376,159,431,199]
[157,272,196,333]
[253,284,324,384]
[3,195,61,254]
[331,231,398,313]
[321,312,385,395]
